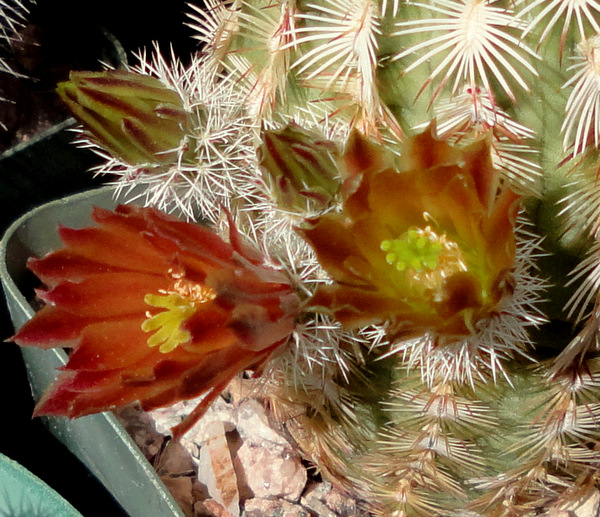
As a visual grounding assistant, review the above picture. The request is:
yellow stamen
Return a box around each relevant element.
[142,282,217,353]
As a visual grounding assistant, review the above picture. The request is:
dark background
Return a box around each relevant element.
[0,1,200,514]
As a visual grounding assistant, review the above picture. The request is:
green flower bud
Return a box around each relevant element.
[258,123,341,213]
[57,70,189,165]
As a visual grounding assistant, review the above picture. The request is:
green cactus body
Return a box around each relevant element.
[188,0,600,514]
[52,0,600,514]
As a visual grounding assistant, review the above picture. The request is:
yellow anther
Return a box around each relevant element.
[141,283,217,353]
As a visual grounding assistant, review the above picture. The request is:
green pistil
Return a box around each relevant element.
[381,228,445,273]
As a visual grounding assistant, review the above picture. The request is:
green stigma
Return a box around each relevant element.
[381,227,445,273]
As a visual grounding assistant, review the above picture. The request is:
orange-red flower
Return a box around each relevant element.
[298,126,520,340]
[12,205,300,437]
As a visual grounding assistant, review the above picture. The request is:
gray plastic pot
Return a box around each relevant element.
[1,186,184,517]
[0,451,82,516]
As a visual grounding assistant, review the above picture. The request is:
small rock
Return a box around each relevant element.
[115,405,165,460]
[301,480,367,517]
[151,395,239,471]
[324,485,364,517]
[187,397,238,445]
[155,440,197,478]
[161,476,195,517]
[548,489,600,517]
[303,480,333,499]
[195,498,230,517]
[154,440,198,517]
[301,497,336,517]
[236,442,307,501]
[198,421,240,517]
[301,481,337,517]
[236,399,288,447]
[227,377,260,405]
[243,498,311,517]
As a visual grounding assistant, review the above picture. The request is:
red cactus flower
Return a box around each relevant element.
[12,205,300,437]
[298,125,520,341]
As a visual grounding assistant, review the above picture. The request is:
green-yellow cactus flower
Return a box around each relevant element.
[300,126,520,340]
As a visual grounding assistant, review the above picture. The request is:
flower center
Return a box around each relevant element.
[142,279,217,353]
[381,226,467,294]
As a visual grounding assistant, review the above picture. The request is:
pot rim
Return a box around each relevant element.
[0,186,184,517]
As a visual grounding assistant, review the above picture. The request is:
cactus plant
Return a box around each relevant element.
[10,0,600,515]
[0,0,30,76]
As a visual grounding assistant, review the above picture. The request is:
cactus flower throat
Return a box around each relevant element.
[300,126,520,339]
[142,284,216,354]
[381,225,466,280]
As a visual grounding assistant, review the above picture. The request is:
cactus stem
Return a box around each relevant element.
[393,0,539,105]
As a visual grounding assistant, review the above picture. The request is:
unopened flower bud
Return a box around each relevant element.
[259,123,341,213]
[57,70,190,165]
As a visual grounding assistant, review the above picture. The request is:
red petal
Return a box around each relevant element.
[311,285,413,329]
[401,124,462,171]
[33,369,118,416]
[176,347,259,399]
[38,271,167,317]
[34,341,279,420]
[484,188,520,267]
[58,225,169,274]
[143,345,272,409]
[65,316,154,371]
[12,306,92,348]
[183,307,235,351]
[437,169,484,244]
[367,169,423,229]
[92,205,150,232]
[34,371,133,417]
[462,136,497,210]
[28,251,123,286]
[343,129,386,179]
[297,214,368,285]
[145,209,233,263]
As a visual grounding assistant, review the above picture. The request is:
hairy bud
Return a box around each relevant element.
[57,70,190,165]
[259,123,341,213]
